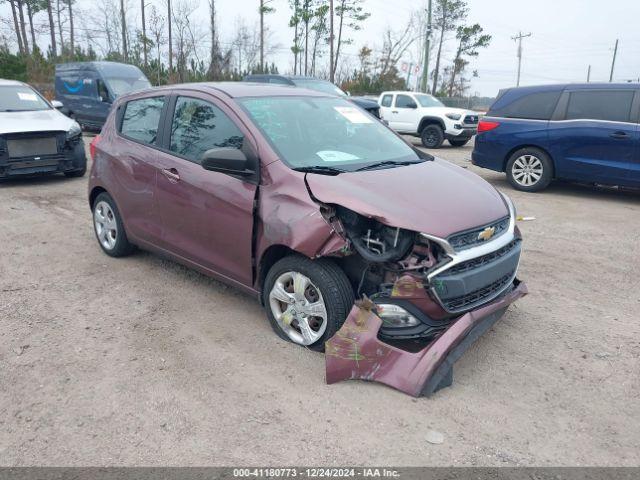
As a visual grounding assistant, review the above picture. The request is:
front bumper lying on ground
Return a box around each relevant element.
[325,279,527,397]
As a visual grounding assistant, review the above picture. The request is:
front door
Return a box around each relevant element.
[549,89,640,186]
[155,93,257,286]
[392,94,420,132]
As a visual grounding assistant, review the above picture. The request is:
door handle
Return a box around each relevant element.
[161,167,180,181]
[392,110,399,114]
[610,131,629,139]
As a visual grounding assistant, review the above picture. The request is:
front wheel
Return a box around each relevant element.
[506,148,553,192]
[449,138,469,147]
[264,255,355,352]
[420,124,445,148]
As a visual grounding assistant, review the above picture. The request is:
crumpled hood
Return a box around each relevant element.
[0,109,75,135]
[305,158,508,239]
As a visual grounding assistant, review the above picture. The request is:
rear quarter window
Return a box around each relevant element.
[490,91,561,120]
[120,96,165,144]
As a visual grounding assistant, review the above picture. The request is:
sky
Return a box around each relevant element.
[2,0,639,96]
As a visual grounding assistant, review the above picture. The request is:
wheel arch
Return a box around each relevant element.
[256,244,299,304]
[89,186,107,210]
[418,116,446,133]
[504,144,556,177]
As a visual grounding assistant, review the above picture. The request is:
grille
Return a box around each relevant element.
[447,239,520,275]
[441,270,515,312]
[464,115,479,125]
[448,216,510,251]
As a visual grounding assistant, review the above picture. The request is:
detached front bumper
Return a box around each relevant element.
[325,279,527,397]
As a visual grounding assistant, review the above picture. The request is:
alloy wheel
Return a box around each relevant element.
[94,201,118,250]
[512,154,544,187]
[268,271,328,346]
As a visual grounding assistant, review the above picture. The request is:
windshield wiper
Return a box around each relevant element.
[355,160,422,172]
[293,165,347,175]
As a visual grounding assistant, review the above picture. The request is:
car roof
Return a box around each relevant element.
[0,78,26,87]
[127,81,331,99]
[501,82,639,93]
[381,91,432,95]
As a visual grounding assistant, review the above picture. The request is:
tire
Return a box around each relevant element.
[506,147,554,192]
[263,255,355,352]
[92,192,135,257]
[449,138,469,147]
[64,165,86,178]
[420,124,445,148]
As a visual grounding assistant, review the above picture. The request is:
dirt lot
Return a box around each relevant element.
[1,136,639,466]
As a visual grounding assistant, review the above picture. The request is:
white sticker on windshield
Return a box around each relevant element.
[18,92,38,101]
[334,106,373,124]
[316,150,361,162]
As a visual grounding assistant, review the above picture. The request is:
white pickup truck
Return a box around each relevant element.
[378,91,480,148]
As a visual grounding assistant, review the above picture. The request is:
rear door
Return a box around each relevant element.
[112,94,167,245]
[548,88,640,186]
[378,93,394,122]
[154,91,257,286]
[391,94,420,132]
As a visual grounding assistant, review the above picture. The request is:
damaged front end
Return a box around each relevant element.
[319,195,527,396]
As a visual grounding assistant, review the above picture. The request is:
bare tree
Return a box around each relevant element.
[56,0,64,54]
[167,0,172,73]
[16,0,30,54]
[148,5,165,83]
[7,0,25,54]
[46,0,57,57]
[378,22,417,76]
[207,0,220,77]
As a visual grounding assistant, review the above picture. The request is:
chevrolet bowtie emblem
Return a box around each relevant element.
[477,226,496,241]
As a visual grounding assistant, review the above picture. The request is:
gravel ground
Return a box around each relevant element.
[0,135,639,466]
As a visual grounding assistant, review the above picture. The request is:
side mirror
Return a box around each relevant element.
[51,100,63,109]
[201,148,253,176]
[99,95,111,103]
[407,101,418,109]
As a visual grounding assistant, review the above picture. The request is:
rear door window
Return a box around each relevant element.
[492,91,561,120]
[169,96,244,164]
[565,90,634,123]
[120,96,165,144]
[381,95,393,107]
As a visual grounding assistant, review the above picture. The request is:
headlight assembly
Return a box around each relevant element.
[445,113,462,120]
[66,122,82,141]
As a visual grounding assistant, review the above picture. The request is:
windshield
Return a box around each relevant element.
[104,77,152,97]
[0,85,51,112]
[292,79,347,97]
[414,94,444,108]
[241,96,422,172]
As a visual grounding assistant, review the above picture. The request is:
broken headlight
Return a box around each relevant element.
[376,304,420,327]
[336,206,414,263]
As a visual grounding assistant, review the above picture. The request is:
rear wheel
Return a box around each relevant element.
[92,192,135,257]
[449,138,469,147]
[506,148,553,192]
[264,255,354,352]
[420,124,445,149]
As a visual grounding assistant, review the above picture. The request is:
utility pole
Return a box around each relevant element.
[587,65,591,82]
[609,39,618,82]
[167,0,173,75]
[420,0,432,93]
[259,0,264,72]
[511,31,531,87]
[329,0,334,83]
[120,0,127,61]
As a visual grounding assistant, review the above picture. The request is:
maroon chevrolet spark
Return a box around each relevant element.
[88,82,526,394]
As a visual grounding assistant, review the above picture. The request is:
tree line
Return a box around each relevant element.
[0,0,490,97]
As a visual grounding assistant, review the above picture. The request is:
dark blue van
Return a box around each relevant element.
[472,83,640,191]
[55,61,151,130]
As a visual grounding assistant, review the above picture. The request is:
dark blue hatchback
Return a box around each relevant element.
[472,83,640,191]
